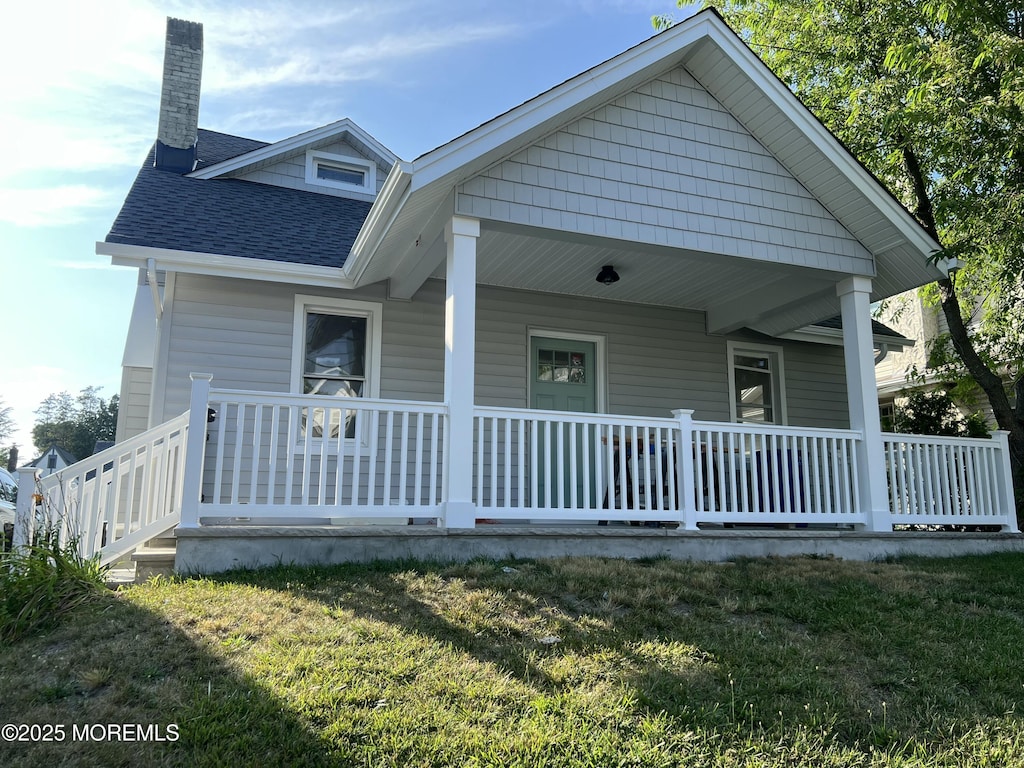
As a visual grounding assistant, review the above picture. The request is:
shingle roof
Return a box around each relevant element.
[813,315,908,340]
[105,129,373,268]
[28,444,79,467]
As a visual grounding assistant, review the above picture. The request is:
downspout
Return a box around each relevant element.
[874,343,889,366]
[147,258,163,319]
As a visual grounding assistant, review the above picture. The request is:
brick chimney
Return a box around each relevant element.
[155,17,203,172]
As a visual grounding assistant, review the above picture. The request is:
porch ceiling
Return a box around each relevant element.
[424,221,843,330]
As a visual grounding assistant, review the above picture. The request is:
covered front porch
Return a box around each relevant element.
[18,211,1023,572]
[15,378,1018,573]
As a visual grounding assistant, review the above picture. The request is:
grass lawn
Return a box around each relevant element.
[2,553,1023,766]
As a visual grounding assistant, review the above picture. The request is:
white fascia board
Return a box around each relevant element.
[408,16,717,189]
[779,325,915,348]
[97,242,353,289]
[342,162,414,286]
[704,28,942,263]
[188,118,399,180]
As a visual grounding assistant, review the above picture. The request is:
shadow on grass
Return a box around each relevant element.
[219,553,1024,762]
[0,588,341,768]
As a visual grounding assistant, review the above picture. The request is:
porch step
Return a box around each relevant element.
[142,532,178,550]
[131,547,176,582]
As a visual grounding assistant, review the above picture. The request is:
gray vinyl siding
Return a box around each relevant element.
[779,342,850,429]
[115,365,153,441]
[157,276,446,422]
[234,138,388,197]
[155,275,849,429]
[457,66,872,275]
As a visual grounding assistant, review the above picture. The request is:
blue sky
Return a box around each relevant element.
[1,0,694,458]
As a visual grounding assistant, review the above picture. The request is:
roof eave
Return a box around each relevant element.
[343,162,415,287]
[779,325,914,349]
[97,241,355,289]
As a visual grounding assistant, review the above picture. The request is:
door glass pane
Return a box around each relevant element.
[538,348,586,385]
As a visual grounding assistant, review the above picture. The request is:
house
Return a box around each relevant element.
[875,288,1015,430]
[19,11,1018,574]
[27,444,78,478]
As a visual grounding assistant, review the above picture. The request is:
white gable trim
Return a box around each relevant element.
[98,242,353,289]
[188,118,397,180]
[697,17,940,261]
[348,9,943,310]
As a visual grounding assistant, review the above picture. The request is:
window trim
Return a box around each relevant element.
[726,341,788,425]
[304,150,376,193]
[291,295,383,445]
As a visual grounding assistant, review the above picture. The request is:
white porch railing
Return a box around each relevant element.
[473,407,685,523]
[196,389,447,520]
[20,413,189,565]
[20,377,1015,559]
[472,407,865,527]
[884,431,1018,530]
[691,421,863,526]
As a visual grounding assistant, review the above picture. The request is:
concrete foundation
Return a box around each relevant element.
[173,525,1024,575]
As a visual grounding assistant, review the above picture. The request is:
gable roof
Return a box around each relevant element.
[189,118,397,181]
[346,8,944,333]
[105,129,372,269]
[28,444,78,468]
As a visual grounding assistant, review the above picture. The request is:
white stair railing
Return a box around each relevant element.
[22,413,190,566]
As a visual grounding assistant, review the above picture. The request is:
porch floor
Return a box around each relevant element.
[172,525,1024,575]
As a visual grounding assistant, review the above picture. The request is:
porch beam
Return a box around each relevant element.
[388,196,455,300]
[442,215,480,528]
[706,275,833,334]
[837,276,891,531]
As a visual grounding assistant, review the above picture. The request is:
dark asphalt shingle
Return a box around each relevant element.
[105,129,373,268]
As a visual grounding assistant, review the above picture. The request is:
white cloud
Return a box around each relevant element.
[0,186,115,227]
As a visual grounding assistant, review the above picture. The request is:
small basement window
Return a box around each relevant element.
[305,150,376,193]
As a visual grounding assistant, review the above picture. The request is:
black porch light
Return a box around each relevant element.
[595,265,620,285]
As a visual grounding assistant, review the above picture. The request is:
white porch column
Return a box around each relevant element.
[837,277,891,531]
[442,216,480,528]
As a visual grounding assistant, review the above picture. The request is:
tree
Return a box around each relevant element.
[0,397,13,469]
[656,1,1024,521]
[32,387,118,461]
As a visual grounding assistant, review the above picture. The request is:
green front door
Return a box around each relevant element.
[530,336,597,509]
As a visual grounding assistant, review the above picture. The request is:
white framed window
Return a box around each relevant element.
[727,341,787,425]
[292,295,382,439]
[305,150,376,193]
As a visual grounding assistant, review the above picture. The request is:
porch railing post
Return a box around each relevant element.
[13,467,39,551]
[179,373,213,529]
[992,430,1019,533]
[672,409,697,530]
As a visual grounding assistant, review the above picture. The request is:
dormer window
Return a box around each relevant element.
[305,150,375,193]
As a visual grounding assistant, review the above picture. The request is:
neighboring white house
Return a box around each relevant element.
[27,444,78,478]
[21,10,1015,572]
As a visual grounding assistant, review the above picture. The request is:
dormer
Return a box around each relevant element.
[189,118,396,203]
